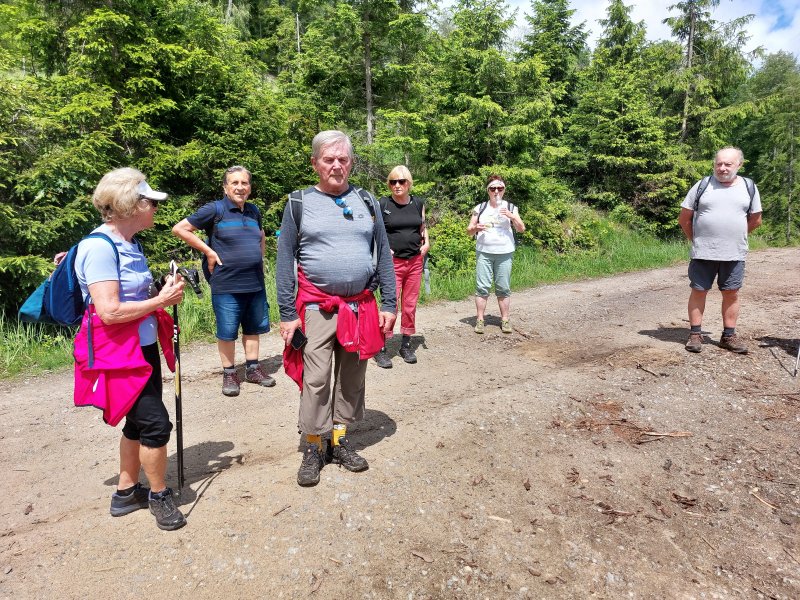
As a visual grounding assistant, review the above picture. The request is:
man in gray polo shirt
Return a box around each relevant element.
[277,130,397,487]
[678,147,762,354]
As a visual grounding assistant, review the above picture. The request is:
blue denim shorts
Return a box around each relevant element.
[688,259,745,291]
[211,291,270,341]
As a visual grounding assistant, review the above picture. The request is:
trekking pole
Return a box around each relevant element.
[169,261,185,494]
[168,262,203,494]
[794,342,800,377]
[423,254,431,295]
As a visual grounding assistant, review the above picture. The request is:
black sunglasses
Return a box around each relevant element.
[488,186,505,192]
[389,179,408,186]
[141,197,159,208]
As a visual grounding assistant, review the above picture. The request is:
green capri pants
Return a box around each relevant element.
[475,250,514,298]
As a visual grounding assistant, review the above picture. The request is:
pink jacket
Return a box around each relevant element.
[284,269,383,390]
[73,307,175,426]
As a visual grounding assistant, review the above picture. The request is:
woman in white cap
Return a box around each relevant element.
[466,174,525,334]
[73,167,187,530]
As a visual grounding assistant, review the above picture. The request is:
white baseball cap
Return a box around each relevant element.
[137,180,168,201]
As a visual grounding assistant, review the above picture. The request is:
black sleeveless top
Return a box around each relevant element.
[378,195,425,259]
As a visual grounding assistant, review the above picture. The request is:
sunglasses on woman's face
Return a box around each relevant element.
[488,186,505,192]
[141,197,159,209]
[389,179,408,186]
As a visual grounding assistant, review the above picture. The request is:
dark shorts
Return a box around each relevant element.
[211,291,270,341]
[122,343,173,448]
[688,259,745,291]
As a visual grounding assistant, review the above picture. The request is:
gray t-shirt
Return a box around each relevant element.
[276,185,397,322]
[680,176,762,261]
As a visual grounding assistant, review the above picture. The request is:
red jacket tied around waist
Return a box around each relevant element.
[283,269,384,390]
[73,307,176,426]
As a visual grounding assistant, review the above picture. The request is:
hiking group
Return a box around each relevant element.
[32,134,761,530]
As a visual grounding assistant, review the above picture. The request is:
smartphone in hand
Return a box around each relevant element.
[290,328,307,350]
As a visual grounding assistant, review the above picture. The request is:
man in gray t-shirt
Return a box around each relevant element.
[276,130,397,487]
[678,147,763,354]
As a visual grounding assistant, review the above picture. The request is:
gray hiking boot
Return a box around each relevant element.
[719,333,748,354]
[373,349,392,369]
[222,370,240,397]
[474,319,485,334]
[148,488,186,531]
[245,364,276,387]
[685,332,703,353]
[110,483,150,517]
[297,443,323,486]
[330,437,369,472]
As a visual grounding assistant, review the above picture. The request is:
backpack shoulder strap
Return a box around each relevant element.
[355,187,377,220]
[476,201,488,220]
[693,176,712,212]
[289,189,304,235]
[84,232,121,276]
[742,177,756,214]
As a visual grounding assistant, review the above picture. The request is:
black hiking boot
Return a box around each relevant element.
[329,437,369,472]
[373,349,392,369]
[245,364,276,387]
[399,345,417,364]
[297,443,323,487]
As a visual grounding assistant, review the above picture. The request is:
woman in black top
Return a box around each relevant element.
[373,166,430,368]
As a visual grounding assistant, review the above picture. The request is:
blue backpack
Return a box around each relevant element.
[18,233,121,327]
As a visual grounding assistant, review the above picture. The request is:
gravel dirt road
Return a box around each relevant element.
[2,248,799,599]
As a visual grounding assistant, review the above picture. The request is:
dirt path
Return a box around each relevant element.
[2,248,799,599]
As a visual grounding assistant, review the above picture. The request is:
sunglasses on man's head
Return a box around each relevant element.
[334,197,353,217]
[389,179,408,186]
[488,186,505,192]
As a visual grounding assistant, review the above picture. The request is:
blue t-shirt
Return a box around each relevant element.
[187,197,265,294]
[74,224,157,346]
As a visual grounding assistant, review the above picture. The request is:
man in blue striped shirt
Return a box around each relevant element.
[173,166,275,396]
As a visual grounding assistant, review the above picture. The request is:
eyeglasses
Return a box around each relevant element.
[141,197,159,209]
[488,186,505,192]
[389,179,408,186]
[334,197,353,217]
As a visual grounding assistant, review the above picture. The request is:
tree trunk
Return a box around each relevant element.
[226,0,233,22]
[364,23,374,145]
[788,122,795,243]
[679,3,696,143]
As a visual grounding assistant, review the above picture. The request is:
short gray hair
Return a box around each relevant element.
[311,130,353,160]
[715,146,744,165]
[222,165,252,186]
[92,167,146,222]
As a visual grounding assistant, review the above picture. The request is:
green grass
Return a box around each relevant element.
[422,227,689,302]
[0,228,749,378]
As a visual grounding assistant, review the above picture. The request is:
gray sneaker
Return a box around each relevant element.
[373,349,392,369]
[245,364,276,387]
[330,437,368,472]
[474,319,485,334]
[297,443,323,486]
[719,333,748,354]
[685,332,703,353]
[222,370,240,396]
[110,483,150,517]
[148,488,186,531]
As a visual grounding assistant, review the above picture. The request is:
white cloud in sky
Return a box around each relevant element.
[504,0,800,59]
